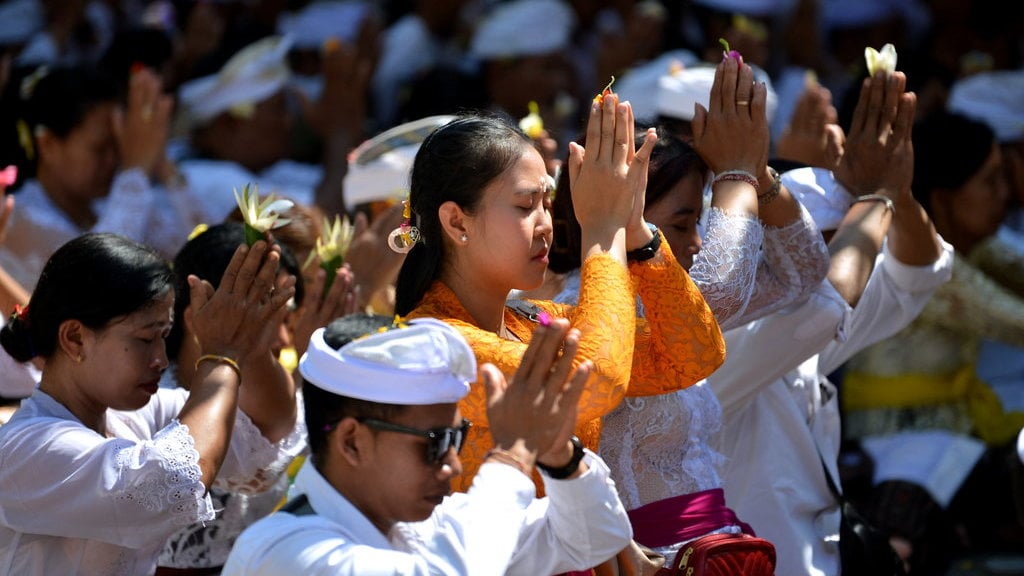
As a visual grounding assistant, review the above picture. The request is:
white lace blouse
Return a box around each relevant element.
[0,387,305,576]
[555,206,829,511]
[157,381,307,570]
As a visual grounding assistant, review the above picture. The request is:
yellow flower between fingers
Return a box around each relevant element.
[234,183,294,246]
[519,101,544,139]
[864,43,898,76]
[313,214,353,294]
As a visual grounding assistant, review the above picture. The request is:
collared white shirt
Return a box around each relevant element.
[0,388,306,576]
[711,239,954,576]
[222,451,632,575]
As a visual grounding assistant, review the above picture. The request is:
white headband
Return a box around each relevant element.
[299,318,475,405]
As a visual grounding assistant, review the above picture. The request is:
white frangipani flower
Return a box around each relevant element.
[864,43,898,76]
[234,183,294,245]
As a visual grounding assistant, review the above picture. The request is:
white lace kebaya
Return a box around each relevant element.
[554,204,829,554]
[0,387,305,576]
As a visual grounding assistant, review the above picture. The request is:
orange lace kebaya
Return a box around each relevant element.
[409,232,725,493]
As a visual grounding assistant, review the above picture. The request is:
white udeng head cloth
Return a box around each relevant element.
[178,35,293,127]
[299,318,475,405]
[947,69,1024,144]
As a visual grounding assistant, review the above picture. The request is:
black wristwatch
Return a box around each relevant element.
[536,436,585,479]
[626,223,662,262]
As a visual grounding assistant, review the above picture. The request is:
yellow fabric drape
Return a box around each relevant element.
[843,365,1024,446]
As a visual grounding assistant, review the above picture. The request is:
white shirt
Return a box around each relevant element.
[0,388,306,576]
[712,239,954,576]
[222,451,632,575]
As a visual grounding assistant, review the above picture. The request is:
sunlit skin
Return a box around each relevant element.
[327,403,464,535]
[643,172,706,271]
[39,290,174,433]
[442,144,555,329]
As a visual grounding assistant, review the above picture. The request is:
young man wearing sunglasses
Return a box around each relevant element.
[222,314,633,575]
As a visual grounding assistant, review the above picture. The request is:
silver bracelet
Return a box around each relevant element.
[853,193,895,214]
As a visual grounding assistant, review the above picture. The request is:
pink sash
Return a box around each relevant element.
[627,488,755,548]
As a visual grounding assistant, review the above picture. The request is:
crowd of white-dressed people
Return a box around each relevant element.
[0,0,1022,575]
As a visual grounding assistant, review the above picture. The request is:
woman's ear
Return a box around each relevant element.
[438,201,470,244]
[56,319,88,363]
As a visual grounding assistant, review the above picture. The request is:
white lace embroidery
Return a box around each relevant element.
[215,408,307,495]
[743,206,831,326]
[557,205,829,512]
[688,208,762,328]
[111,421,211,528]
[600,384,726,511]
[158,476,290,568]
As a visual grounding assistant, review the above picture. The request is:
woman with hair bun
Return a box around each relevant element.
[0,233,299,576]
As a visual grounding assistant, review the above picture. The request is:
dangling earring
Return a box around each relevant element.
[387,200,421,254]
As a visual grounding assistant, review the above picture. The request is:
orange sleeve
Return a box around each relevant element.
[626,231,726,396]
[407,253,637,492]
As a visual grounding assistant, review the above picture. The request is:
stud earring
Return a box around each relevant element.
[460,234,468,242]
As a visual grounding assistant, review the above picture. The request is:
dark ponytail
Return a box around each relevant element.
[0,233,174,362]
[394,114,531,315]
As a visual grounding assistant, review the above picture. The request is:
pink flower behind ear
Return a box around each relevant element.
[0,165,17,188]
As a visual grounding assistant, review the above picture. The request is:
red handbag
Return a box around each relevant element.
[659,533,776,576]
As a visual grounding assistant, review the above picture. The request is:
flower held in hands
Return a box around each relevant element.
[719,38,741,61]
[313,214,353,293]
[593,76,616,105]
[864,43,897,76]
[234,183,293,246]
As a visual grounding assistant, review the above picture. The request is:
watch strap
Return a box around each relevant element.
[626,223,661,262]
[536,436,585,479]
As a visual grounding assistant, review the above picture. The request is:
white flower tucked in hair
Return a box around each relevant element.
[234,183,293,245]
[864,43,898,76]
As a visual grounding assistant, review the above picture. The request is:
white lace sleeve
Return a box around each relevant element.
[688,207,762,330]
[215,405,308,495]
[0,417,214,549]
[732,205,830,327]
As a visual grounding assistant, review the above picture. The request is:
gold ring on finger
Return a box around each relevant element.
[736,100,750,106]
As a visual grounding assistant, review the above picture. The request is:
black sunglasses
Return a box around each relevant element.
[358,418,472,464]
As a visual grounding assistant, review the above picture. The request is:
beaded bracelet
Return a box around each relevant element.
[712,169,760,192]
[195,354,242,380]
[757,167,782,206]
[853,193,895,215]
[485,447,531,477]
